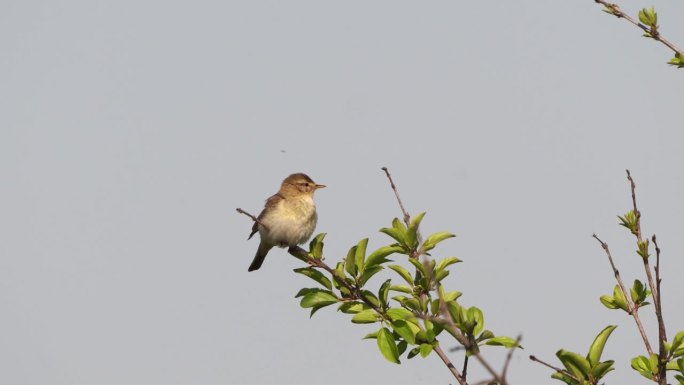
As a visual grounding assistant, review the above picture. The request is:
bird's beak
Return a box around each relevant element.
[315,184,326,189]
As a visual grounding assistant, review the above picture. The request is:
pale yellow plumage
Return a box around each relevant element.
[247,173,325,271]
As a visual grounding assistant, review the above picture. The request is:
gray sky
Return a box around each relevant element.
[2,1,684,384]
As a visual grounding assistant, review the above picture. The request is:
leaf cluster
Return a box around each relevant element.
[294,213,519,365]
[552,326,617,385]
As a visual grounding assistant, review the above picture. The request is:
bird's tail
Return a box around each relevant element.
[248,241,272,272]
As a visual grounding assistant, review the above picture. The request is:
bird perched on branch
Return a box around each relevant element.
[247,173,325,271]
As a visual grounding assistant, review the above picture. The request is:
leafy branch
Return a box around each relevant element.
[531,170,684,385]
[593,1,684,67]
[237,168,521,385]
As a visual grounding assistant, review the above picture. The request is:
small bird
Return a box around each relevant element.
[247,173,326,271]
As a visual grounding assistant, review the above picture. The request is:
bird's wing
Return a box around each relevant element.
[247,193,284,239]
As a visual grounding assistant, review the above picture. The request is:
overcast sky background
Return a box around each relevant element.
[2,1,684,384]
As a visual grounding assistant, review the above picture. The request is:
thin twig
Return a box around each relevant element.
[433,344,468,385]
[592,234,653,355]
[529,355,578,382]
[626,170,642,242]
[381,167,424,259]
[381,167,411,226]
[236,208,269,230]
[652,234,667,385]
[593,0,684,57]
[473,354,506,385]
[625,171,665,384]
[502,335,522,380]
[461,354,469,382]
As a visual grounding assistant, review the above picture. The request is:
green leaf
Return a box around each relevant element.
[361,290,381,308]
[666,358,683,370]
[355,238,368,275]
[446,301,465,325]
[590,360,615,381]
[484,336,520,348]
[352,309,379,324]
[332,262,351,297]
[407,346,421,359]
[363,330,379,339]
[467,307,484,335]
[379,279,392,309]
[407,258,427,278]
[310,303,331,317]
[631,354,656,379]
[389,285,413,294]
[392,319,418,345]
[377,327,400,364]
[671,331,684,356]
[358,265,384,286]
[344,245,358,277]
[295,287,317,298]
[637,239,650,259]
[557,349,591,380]
[434,269,449,282]
[587,325,617,366]
[422,232,456,253]
[638,7,657,27]
[618,210,638,235]
[419,343,433,357]
[435,256,462,272]
[388,265,413,285]
[550,372,576,385]
[406,212,425,250]
[611,284,630,312]
[365,245,403,268]
[397,340,407,356]
[401,297,422,312]
[442,290,462,302]
[476,330,495,342]
[308,233,326,259]
[380,219,407,247]
[669,53,684,68]
[338,301,370,314]
[300,289,338,309]
[387,307,417,323]
[293,267,333,290]
[600,295,618,309]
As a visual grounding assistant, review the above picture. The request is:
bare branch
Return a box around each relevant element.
[502,335,522,380]
[235,208,269,230]
[433,345,468,385]
[592,234,653,355]
[529,355,579,382]
[381,167,411,226]
[624,171,666,385]
[652,233,668,385]
[626,170,642,242]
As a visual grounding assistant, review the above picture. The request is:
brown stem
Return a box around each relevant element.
[593,234,653,355]
[381,167,423,258]
[625,171,667,384]
[652,234,667,385]
[529,355,578,382]
[626,170,642,241]
[381,167,411,226]
[236,208,269,230]
[433,344,468,385]
[502,335,522,380]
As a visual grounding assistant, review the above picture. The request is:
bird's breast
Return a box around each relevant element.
[259,197,318,247]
